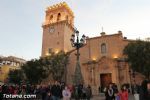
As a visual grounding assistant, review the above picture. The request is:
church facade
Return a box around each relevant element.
[41,2,144,94]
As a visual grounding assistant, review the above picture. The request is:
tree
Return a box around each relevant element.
[21,51,69,84]
[21,59,49,84]
[124,40,150,79]
[42,51,69,81]
[8,69,24,84]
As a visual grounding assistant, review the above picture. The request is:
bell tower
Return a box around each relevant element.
[41,2,74,57]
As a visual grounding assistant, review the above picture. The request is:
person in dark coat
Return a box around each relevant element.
[105,83,115,100]
[112,84,119,100]
[45,90,52,100]
[74,85,79,100]
[78,84,83,99]
[0,86,2,100]
[60,82,65,99]
[51,81,61,100]
[85,85,92,100]
[35,85,42,99]
[41,85,47,100]
[139,80,148,100]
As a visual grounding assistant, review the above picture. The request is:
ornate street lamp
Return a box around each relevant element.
[70,28,86,85]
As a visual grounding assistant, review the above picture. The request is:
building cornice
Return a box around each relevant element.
[86,33,123,40]
[42,20,74,31]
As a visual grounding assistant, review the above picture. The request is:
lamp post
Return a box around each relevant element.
[70,28,86,85]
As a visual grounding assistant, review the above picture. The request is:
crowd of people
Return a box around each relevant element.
[0,81,92,100]
[1,80,150,100]
[100,79,150,100]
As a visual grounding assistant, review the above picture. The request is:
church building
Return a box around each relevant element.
[41,2,144,94]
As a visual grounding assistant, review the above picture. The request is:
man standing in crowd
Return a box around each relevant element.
[51,81,61,100]
[140,80,149,100]
[105,83,115,100]
[85,85,92,100]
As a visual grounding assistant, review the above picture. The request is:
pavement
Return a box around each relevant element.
[91,93,135,100]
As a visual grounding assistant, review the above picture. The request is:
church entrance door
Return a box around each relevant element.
[100,73,112,92]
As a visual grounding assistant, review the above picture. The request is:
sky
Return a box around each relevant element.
[0,0,150,60]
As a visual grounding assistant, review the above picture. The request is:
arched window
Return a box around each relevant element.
[50,15,53,20]
[101,43,107,54]
[49,15,53,22]
[57,13,61,21]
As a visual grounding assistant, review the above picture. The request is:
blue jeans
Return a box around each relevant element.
[52,96,60,100]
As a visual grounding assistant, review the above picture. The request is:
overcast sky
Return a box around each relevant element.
[0,0,150,60]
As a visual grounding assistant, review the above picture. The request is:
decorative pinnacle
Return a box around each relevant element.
[46,2,74,17]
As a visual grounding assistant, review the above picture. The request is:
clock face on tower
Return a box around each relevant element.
[49,26,55,33]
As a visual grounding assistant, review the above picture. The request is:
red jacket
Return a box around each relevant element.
[119,90,128,100]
